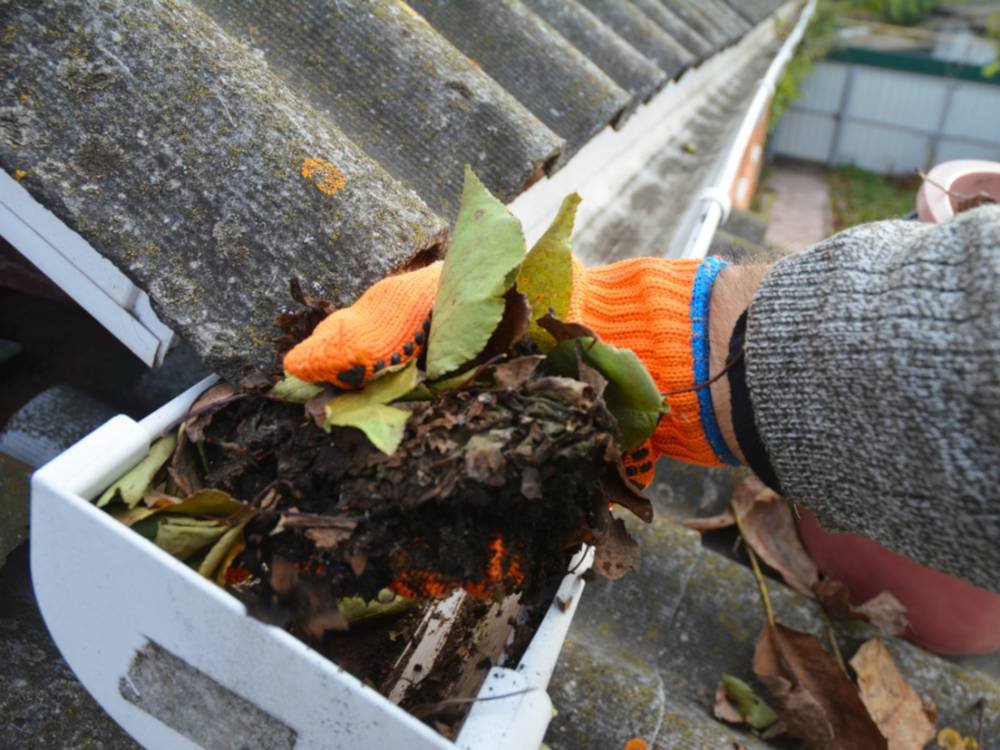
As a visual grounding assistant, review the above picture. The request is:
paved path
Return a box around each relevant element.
[763,160,833,252]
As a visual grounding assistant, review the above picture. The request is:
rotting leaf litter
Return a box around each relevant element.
[91,167,659,735]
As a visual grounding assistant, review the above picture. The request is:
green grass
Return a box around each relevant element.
[829,165,919,230]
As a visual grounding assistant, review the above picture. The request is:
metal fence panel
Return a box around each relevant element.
[845,66,949,131]
[772,59,1000,174]
[835,120,932,173]
[770,109,837,161]
[942,84,1000,142]
[935,137,1000,162]
[795,61,847,113]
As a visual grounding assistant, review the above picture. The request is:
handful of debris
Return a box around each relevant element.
[93,168,663,657]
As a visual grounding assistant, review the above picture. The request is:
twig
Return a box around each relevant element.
[916,169,995,207]
[408,687,540,718]
[820,611,848,676]
[663,348,744,398]
[977,697,986,750]
[164,392,248,436]
[733,504,774,628]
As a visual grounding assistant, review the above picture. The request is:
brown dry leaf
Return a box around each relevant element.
[475,289,532,366]
[855,592,910,637]
[464,434,507,487]
[814,578,910,637]
[732,477,818,595]
[537,311,598,342]
[684,509,736,532]
[274,277,336,363]
[753,622,887,749]
[592,515,639,580]
[304,526,354,551]
[185,383,237,442]
[168,429,203,497]
[492,356,544,390]
[714,682,745,725]
[599,467,653,523]
[301,609,349,639]
[850,638,935,750]
[577,360,607,402]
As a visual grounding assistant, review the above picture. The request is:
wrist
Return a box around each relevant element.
[708,264,769,464]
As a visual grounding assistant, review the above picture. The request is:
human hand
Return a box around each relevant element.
[284,256,742,485]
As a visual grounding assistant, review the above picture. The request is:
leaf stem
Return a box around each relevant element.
[821,612,848,676]
[733,505,775,628]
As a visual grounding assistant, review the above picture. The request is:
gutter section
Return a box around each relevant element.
[679,0,818,259]
[0,170,175,366]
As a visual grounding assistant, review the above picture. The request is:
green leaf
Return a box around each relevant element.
[722,674,779,730]
[426,166,526,379]
[161,489,245,516]
[153,516,228,561]
[270,374,324,402]
[517,193,579,352]
[198,520,249,581]
[337,590,417,624]
[111,488,244,527]
[96,435,177,508]
[547,337,665,451]
[325,360,418,454]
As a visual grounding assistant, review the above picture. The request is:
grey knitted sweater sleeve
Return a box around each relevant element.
[744,205,1000,594]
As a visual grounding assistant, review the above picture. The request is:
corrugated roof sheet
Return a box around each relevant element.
[521,0,667,104]
[1,0,788,378]
[197,0,564,216]
[575,0,694,80]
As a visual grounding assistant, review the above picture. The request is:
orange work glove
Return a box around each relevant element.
[283,256,740,487]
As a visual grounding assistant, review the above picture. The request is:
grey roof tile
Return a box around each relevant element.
[725,0,786,26]
[522,0,667,104]
[575,0,695,80]
[629,0,716,62]
[660,0,733,49]
[547,486,1000,747]
[1,0,790,377]
[0,0,447,380]
[691,0,754,43]
[407,0,631,161]
[197,0,563,217]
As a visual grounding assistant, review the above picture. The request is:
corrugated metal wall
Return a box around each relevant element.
[771,61,1000,173]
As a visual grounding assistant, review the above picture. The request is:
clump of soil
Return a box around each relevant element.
[166,349,649,734]
[191,355,644,634]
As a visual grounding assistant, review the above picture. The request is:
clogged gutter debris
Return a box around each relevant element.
[92,167,663,734]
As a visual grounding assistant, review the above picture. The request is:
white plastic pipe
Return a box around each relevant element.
[681,0,819,259]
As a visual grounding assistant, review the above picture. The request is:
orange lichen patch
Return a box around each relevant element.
[14,169,27,181]
[624,739,648,750]
[300,157,346,196]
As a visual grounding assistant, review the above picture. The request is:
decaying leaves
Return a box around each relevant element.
[752,622,887,749]
[96,434,177,508]
[184,383,237,443]
[850,638,935,750]
[591,516,640,580]
[813,578,910,637]
[731,477,818,596]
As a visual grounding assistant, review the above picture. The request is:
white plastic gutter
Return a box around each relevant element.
[0,170,176,366]
[680,0,818,259]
